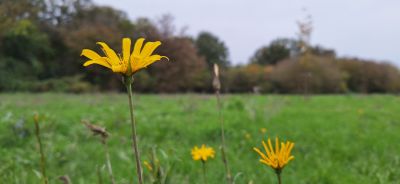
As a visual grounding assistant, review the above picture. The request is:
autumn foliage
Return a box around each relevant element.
[1,0,399,94]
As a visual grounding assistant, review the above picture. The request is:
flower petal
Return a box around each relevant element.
[132,55,167,73]
[81,49,102,60]
[122,38,131,64]
[287,142,295,156]
[267,138,276,157]
[83,58,112,69]
[96,42,120,65]
[111,64,127,73]
[253,147,268,160]
[140,41,161,58]
[262,141,273,159]
[260,159,273,167]
[132,38,145,56]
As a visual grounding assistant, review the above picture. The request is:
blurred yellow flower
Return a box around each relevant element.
[260,128,267,134]
[244,133,251,140]
[34,113,39,122]
[191,144,215,162]
[143,161,153,171]
[253,137,294,170]
[81,37,168,76]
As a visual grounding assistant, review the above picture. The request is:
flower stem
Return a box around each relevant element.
[104,141,116,184]
[275,169,282,184]
[97,165,103,184]
[125,77,144,184]
[216,90,232,184]
[33,115,48,184]
[202,161,207,184]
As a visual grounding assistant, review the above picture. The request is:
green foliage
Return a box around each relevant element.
[0,19,53,91]
[225,64,268,93]
[32,75,94,93]
[0,0,45,32]
[1,94,400,183]
[251,38,336,66]
[2,19,53,61]
[309,45,336,58]
[0,18,97,93]
[195,32,230,67]
[251,42,290,65]
[144,147,174,184]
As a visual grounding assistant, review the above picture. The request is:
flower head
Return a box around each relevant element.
[244,132,251,140]
[81,37,168,76]
[34,113,39,123]
[143,161,153,171]
[253,137,294,170]
[191,144,215,162]
[260,128,267,134]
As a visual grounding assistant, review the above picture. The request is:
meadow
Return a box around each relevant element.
[1,93,399,184]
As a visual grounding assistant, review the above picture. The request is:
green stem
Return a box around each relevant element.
[97,165,103,184]
[34,117,48,184]
[104,141,116,184]
[276,169,282,184]
[125,77,144,184]
[202,161,207,184]
[216,91,232,184]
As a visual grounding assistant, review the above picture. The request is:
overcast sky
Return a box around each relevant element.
[94,0,399,65]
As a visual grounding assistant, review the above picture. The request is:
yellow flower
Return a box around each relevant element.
[260,128,267,134]
[253,137,294,170]
[191,144,215,162]
[143,161,153,171]
[244,133,251,140]
[33,113,39,123]
[81,37,168,76]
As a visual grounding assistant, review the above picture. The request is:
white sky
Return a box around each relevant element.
[94,0,400,65]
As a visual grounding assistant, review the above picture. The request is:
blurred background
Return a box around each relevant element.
[1,0,399,94]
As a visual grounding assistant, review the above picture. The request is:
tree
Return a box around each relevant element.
[150,37,209,92]
[195,31,229,67]
[269,55,346,93]
[0,19,53,91]
[225,64,267,93]
[251,42,290,66]
[309,45,336,58]
[337,58,400,93]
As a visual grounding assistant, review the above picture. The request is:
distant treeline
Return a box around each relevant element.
[1,0,399,93]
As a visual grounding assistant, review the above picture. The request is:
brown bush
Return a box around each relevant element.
[337,58,400,93]
[269,55,346,93]
[225,64,270,93]
[149,37,209,93]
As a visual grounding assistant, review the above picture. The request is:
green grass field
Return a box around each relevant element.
[1,94,400,184]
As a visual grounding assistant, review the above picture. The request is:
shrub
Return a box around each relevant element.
[269,55,346,93]
[32,75,94,93]
[337,59,400,93]
[225,64,269,93]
